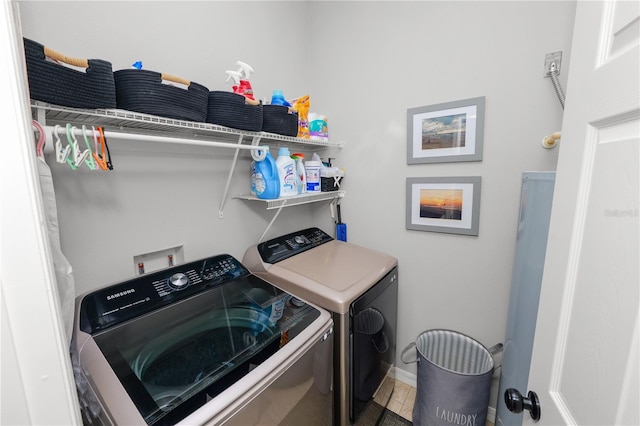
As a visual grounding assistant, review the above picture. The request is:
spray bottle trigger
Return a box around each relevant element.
[236,61,254,80]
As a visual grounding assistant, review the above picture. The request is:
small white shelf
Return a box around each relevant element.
[236,191,345,242]
[235,191,345,210]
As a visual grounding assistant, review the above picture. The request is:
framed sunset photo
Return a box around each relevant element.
[406,176,481,235]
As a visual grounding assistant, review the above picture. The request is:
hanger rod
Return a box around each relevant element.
[42,124,266,154]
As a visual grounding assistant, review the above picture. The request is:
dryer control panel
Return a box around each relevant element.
[257,227,333,264]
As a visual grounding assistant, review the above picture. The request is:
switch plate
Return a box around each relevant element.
[544,51,562,77]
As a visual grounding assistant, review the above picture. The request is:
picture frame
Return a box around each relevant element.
[406,176,481,236]
[407,96,485,164]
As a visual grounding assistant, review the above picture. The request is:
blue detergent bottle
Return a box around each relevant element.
[254,146,280,200]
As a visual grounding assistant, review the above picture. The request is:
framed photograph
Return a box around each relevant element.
[407,96,485,164]
[406,176,481,236]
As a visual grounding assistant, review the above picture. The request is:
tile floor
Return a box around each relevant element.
[386,380,416,422]
[372,376,415,422]
[380,378,495,426]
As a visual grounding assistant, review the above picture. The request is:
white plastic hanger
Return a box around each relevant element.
[53,124,70,164]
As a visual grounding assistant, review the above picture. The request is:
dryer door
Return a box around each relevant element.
[350,266,398,421]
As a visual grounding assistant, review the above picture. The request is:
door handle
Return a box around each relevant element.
[504,388,541,421]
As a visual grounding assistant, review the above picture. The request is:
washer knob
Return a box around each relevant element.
[168,273,189,290]
[293,235,309,245]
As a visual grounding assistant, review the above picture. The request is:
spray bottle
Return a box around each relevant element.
[224,61,258,104]
[291,152,306,194]
[236,61,255,101]
[225,70,242,93]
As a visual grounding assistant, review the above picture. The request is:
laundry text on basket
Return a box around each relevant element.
[435,406,478,426]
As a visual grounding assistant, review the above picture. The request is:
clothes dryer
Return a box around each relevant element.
[71,254,333,425]
[243,227,398,426]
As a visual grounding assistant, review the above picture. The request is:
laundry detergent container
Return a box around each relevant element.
[402,329,499,426]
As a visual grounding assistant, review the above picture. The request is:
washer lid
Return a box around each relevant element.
[256,240,397,314]
[73,254,328,425]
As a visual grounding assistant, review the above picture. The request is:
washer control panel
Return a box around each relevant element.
[168,272,189,290]
[80,254,248,334]
[258,227,333,264]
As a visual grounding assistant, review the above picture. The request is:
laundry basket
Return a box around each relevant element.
[401,329,501,426]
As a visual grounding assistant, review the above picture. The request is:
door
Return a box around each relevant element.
[523,1,639,425]
[1,1,81,424]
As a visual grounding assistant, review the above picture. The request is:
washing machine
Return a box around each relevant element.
[71,253,333,426]
[243,227,398,426]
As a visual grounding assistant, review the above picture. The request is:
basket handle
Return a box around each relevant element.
[488,342,504,371]
[160,73,191,87]
[43,46,89,68]
[371,331,389,354]
[245,97,261,106]
[400,342,417,364]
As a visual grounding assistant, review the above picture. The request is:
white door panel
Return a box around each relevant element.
[524,1,639,425]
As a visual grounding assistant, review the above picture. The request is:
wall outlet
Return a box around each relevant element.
[544,51,562,77]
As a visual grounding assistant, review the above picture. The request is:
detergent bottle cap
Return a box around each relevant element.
[271,90,291,107]
[278,146,290,157]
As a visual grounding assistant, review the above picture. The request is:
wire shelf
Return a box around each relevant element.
[31,101,346,220]
[31,101,344,149]
[234,191,344,210]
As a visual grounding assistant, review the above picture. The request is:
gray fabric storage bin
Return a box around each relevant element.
[114,69,209,122]
[24,38,116,109]
[402,329,499,426]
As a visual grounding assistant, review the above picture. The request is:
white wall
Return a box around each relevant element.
[17,1,338,296]
[16,0,576,412]
[307,1,576,404]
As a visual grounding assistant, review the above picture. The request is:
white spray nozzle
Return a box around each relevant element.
[225,70,241,85]
[236,61,254,80]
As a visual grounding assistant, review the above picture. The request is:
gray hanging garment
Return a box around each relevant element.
[37,156,75,345]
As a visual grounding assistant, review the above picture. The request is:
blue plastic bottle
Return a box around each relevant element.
[254,146,280,200]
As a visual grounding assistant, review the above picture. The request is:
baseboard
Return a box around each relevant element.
[392,366,417,388]
[392,367,497,424]
[487,406,496,424]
